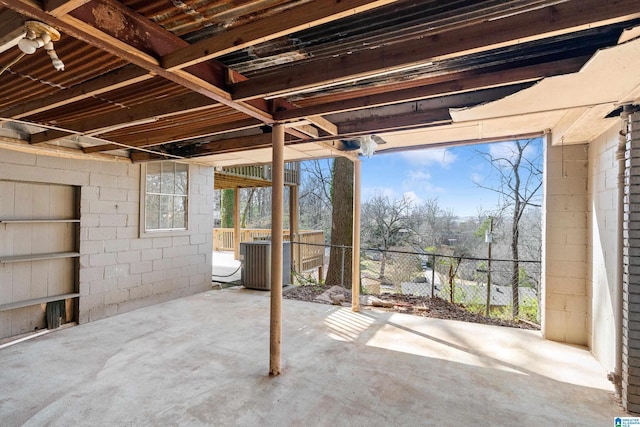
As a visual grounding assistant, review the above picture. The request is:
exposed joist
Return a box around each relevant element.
[0,8,25,38]
[231,0,640,100]
[333,83,532,134]
[337,109,452,135]
[162,0,401,71]
[30,92,216,144]
[275,56,589,121]
[0,0,274,124]
[130,133,275,162]
[84,118,263,153]
[1,66,151,119]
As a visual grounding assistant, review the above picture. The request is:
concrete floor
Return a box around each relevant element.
[0,288,624,426]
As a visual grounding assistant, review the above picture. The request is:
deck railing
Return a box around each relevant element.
[213,228,324,273]
[217,162,299,186]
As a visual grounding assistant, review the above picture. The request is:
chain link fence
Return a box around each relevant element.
[293,243,541,324]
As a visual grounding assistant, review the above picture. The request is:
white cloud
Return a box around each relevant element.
[402,191,420,205]
[398,148,457,168]
[406,170,431,181]
[401,169,445,196]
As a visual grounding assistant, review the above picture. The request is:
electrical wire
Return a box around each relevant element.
[0,53,25,77]
[212,263,243,279]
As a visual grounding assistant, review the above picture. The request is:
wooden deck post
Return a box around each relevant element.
[270,123,285,376]
[233,188,240,260]
[290,184,299,273]
[352,158,361,312]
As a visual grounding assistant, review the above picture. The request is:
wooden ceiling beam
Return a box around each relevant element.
[0,0,274,124]
[0,9,25,40]
[162,0,401,71]
[275,56,588,121]
[231,0,640,101]
[332,83,532,135]
[337,109,452,135]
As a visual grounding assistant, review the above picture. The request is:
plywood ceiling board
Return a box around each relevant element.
[451,38,640,122]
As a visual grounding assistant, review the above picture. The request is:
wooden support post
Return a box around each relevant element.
[234,189,241,260]
[352,158,361,312]
[270,123,285,376]
[290,184,299,274]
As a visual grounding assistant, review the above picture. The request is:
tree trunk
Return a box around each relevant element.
[326,158,353,287]
[241,188,255,228]
[221,189,234,228]
[379,252,387,279]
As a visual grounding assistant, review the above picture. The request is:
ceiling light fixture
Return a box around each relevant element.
[18,21,64,71]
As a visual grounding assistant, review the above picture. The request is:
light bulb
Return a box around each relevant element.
[18,38,38,54]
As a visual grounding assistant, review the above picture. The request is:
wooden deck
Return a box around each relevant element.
[213,228,324,274]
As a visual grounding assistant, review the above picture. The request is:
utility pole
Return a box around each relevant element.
[485,216,494,317]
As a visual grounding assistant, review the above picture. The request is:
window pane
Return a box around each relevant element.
[174,196,185,213]
[146,163,161,193]
[160,212,172,229]
[146,194,160,212]
[144,161,188,232]
[175,164,188,195]
[161,162,175,194]
[174,212,185,229]
[146,210,159,230]
[160,195,173,213]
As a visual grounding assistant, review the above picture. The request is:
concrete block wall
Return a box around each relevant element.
[623,112,640,413]
[587,123,622,376]
[543,139,589,345]
[0,148,214,324]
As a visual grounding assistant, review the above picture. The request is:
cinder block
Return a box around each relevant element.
[89,252,117,267]
[104,289,129,305]
[80,293,104,311]
[89,173,117,188]
[99,214,127,227]
[117,250,141,264]
[141,248,162,261]
[104,238,129,253]
[79,266,104,282]
[88,227,117,241]
[118,274,141,290]
[116,227,137,239]
[129,283,153,300]
[131,261,153,274]
[152,237,173,248]
[130,238,153,250]
[104,264,129,279]
[172,235,190,247]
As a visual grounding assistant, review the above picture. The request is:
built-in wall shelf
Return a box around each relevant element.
[0,293,80,312]
[0,219,80,224]
[0,252,80,264]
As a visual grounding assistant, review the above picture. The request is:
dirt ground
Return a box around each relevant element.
[284,283,540,330]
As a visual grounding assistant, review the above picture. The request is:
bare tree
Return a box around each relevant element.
[475,139,542,317]
[299,159,333,235]
[362,192,413,279]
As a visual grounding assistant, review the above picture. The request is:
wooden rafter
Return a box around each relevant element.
[162,0,401,71]
[0,0,273,123]
[275,56,589,121]
[231,0,640,101]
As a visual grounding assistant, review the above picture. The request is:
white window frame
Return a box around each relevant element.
[139,162,190,237]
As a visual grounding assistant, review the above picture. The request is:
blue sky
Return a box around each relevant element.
[360,138,543,217]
